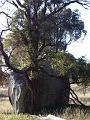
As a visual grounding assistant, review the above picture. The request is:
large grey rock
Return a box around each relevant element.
[8,70,70,114]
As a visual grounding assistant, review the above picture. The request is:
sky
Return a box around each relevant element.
[67,3,90,61]
[0,1,90,61]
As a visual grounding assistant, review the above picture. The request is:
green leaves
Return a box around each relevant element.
[49,52,90,85]
[9,46,31,70]
[1,0,89,84]
[76,57,90,79]
[49,52,76,76]
[4,31,31,70]
[0,59,3,65]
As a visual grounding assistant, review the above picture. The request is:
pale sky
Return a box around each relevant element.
[67,3,90,61]
[0,1,90,60]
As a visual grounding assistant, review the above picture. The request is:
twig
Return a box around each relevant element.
[0,11,12,18]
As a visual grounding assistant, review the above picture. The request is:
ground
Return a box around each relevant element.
[0,85,90,120]
[70,84,90,106]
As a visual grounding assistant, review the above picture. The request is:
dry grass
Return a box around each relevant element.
[0,85,90,120]
[0,99,13,114]
[0,114,40,120]
[0,87,13,114]
[70,84,90,106]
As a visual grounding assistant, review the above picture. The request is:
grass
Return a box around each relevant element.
[58,108,90,120]
[0,85,90,120]
[70,84,90,106]
[0,87,13,114]
[0,114,40,120]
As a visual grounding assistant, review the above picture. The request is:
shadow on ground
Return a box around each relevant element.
[36,104,90,115]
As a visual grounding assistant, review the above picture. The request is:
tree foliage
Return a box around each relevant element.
[0,0,90,112]
[0,0,90,86]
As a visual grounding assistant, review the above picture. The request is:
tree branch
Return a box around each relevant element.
[0,40,33,73]
[69,97,78,105]
[70,80,87,84]
[6,0,18,8]
[41,0,90,22]
[70,76,90,84]
[0,11,12,18]
[0,0,7,7]
[0,29,33,73]
[0,39,22,73]
[0,29,10,36]
[70,88,85,106]
[15,0,26,9]
[42,0,48,16]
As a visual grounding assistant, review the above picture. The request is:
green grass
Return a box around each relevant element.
[0,114,40,120]
[0,110,89,120]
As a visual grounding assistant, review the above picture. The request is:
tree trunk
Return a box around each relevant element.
[8,70,70,114]
[28,72,70,113]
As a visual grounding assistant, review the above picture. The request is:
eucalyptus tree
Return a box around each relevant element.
[0,0,90,113]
